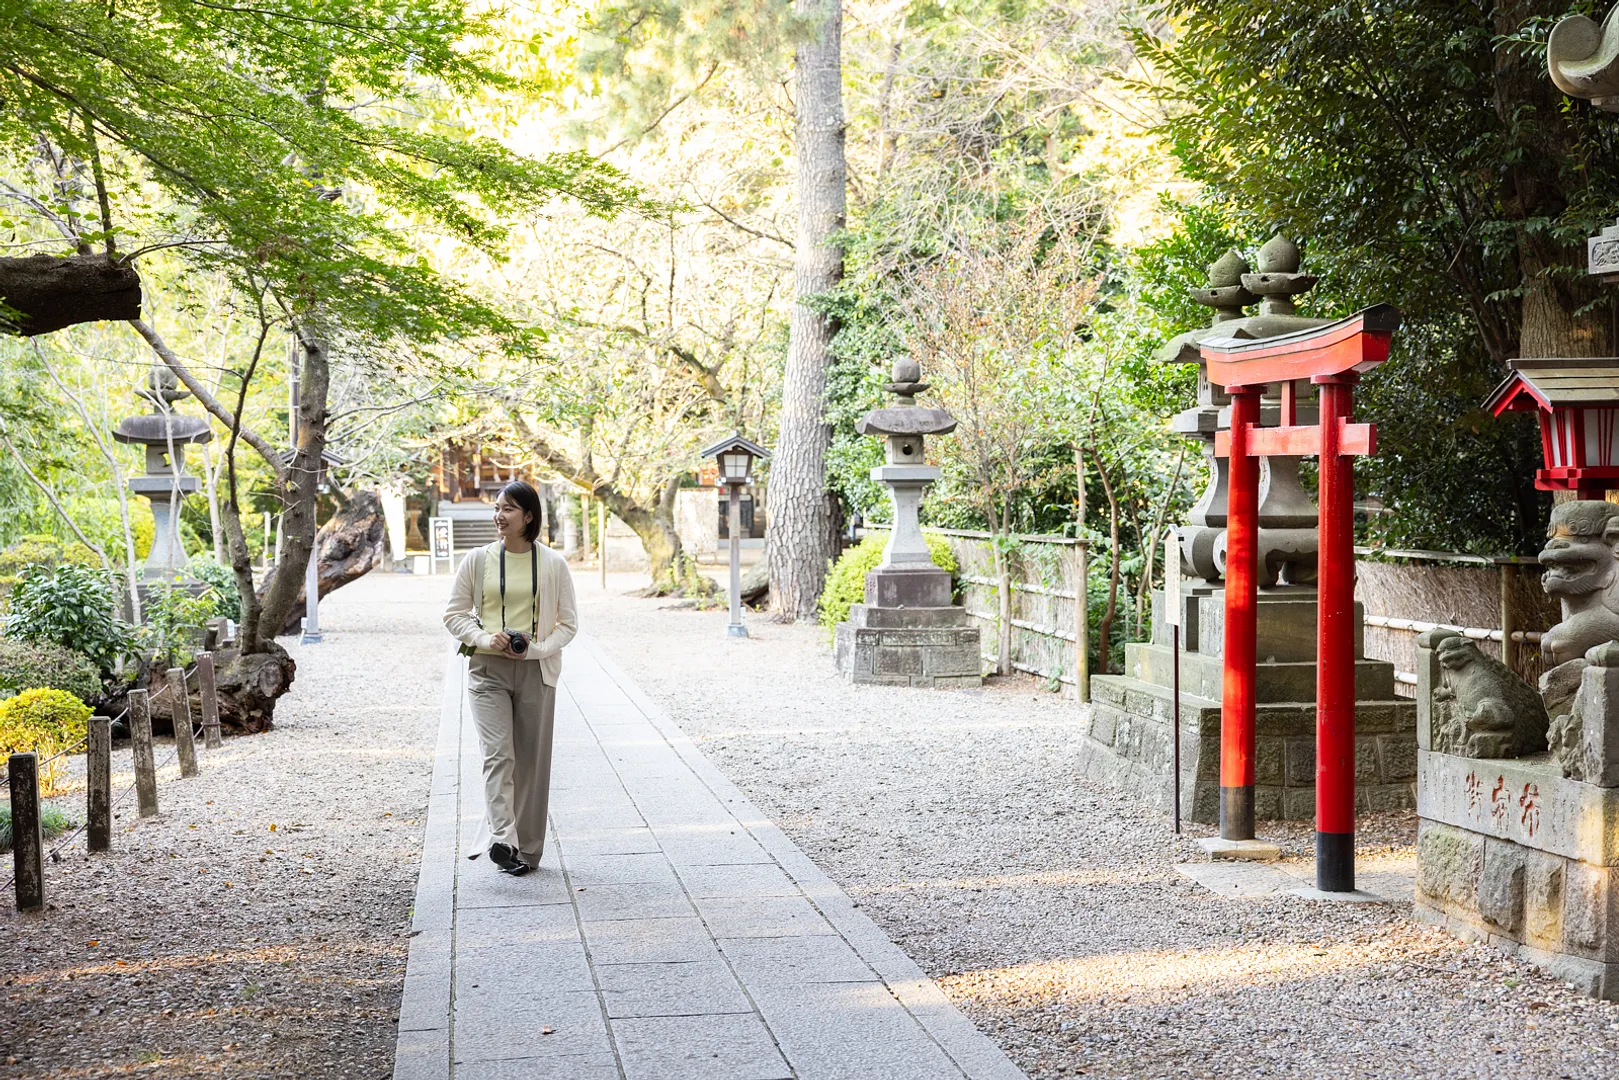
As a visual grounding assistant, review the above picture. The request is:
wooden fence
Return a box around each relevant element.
[1355,549,1555,697]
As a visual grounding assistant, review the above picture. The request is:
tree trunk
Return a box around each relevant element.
[0,253,141,335]
[766,0,847,622]
[994,502,1013,676]
[253,337,331,645]
[259,489,386,635]
[1492,0,1614,361]
[1093,449,1122,676]
[1074,445,1090,700]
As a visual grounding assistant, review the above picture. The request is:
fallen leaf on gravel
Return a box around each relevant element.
[542,1026,554,1035]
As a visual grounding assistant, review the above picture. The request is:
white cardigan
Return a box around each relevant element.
[443,541,578,685]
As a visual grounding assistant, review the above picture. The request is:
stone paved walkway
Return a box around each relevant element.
[392,636,1029,1080]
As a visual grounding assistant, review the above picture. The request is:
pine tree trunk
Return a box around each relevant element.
[766,0,846,622]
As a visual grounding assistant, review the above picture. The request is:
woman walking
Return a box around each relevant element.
[443,481,578,875]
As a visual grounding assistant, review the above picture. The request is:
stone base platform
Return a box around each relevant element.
[1077,587,1417,824]
[834,603,982,689]
[1414,750,1619,999]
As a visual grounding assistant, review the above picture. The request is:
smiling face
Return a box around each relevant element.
[493,492,533,544]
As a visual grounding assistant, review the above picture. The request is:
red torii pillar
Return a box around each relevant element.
[1208,306,1399,892]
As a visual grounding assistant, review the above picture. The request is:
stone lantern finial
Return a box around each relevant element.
[1242,234,1318,317]
[1189,249,1256,324]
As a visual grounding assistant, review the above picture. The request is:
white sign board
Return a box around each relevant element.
[1163,526,1182,627]
[429,516,454,575]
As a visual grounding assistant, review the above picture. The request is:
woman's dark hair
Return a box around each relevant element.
[498,481,544,543]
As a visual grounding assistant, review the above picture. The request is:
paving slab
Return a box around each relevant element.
[393,635,1028,1080]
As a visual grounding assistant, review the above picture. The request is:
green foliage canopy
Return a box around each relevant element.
[0,0,646,348]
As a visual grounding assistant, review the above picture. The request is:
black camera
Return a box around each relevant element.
[504,629,529,655]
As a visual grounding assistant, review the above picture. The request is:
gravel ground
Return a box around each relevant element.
[0,571,445,1079]
[579,571,1619,1080]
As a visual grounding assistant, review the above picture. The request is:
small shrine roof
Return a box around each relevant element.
[1484,358,1619,416]
[698,433,771,461]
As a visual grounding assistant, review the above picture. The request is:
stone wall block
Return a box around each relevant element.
[1478,839,1527,934]
[874,647,923,677]
[1417,820,1485,907]
[1285,739,1314,786]
[1283,786,1316,820]
[923,645,981,677]
[1355,736,1380,782]
[1576,661,1619,787]
[1362,784,1416,812]
[878,628,956,648]
[1192,783,1220,824]
[1256,739,1285,785]
[1563,861,1609,955]
[1124,689,1154,719]
[1378,735,1418,782]
[1525,852,1565,946]
[1255,786,1284,821]
[1090,707,1118,747]
[1091,677,1127,707]
[1416,630,1444,750]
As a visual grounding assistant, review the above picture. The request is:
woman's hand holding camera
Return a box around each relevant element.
[487,630,531,659]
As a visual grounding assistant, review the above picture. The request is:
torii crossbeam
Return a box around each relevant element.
[1206,303,1400,892]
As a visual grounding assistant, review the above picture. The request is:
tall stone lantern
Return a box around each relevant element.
[113,365,212,580]
[832,357,981,688]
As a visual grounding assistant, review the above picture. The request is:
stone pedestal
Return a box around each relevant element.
[1414,752,1619,998]
[1413,625,1619,998]
[1079,587,1417,822]
[834,567,981,688]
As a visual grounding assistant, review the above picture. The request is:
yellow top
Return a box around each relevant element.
[476,545,539,655]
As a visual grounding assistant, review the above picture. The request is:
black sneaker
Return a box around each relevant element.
[488,843,521,872]
[503,861,533,877]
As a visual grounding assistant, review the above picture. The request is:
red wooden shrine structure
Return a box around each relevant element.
[1484,358,1619,498]
[1205,304,1401,892]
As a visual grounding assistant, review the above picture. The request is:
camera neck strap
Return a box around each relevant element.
[498,544,540,639]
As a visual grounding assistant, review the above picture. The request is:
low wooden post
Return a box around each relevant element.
[8,752,44,911]
[129,688,158,817]
[87,715,111,852]
[167,668,198,778]
[1499,562,1520,675]
[197,652,223,749]
[599,499,608,588]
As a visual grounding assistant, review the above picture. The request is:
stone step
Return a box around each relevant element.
[1090,673,1416,736]
[1127,641,1397,702]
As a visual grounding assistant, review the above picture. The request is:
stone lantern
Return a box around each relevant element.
[832,357,981,688]
[113,365,211,580]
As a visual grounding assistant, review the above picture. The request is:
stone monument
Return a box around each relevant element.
[832,357,981,688]
[1414,501,1619,998]
[1079,239,1418,822]
[113,365,212,580]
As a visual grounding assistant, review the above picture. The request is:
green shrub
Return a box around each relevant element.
[0,803,78,852]
[186,555,242,622]
[0,687,91,794]
[0,534,100,597]
[817,531,958,635]
[137,578,219,668]
[2,564,131,673]
[0,638,102,702]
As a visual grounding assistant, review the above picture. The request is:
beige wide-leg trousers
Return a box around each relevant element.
[466,655,556,867]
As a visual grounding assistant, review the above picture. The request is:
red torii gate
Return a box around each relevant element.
[1206,304,1401,893]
